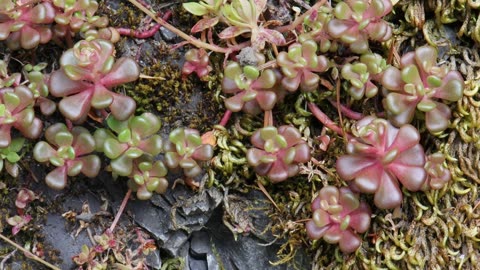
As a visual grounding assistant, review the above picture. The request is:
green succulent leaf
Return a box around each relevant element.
[183,2,209,16]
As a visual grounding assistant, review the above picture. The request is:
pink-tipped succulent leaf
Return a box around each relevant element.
[222,62,279,114]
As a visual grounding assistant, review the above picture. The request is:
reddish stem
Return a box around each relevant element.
[109,189,132,232]
[308,102,352,140]
[218,110,233,127]
[328,99,363,120]
[264,110,273,127]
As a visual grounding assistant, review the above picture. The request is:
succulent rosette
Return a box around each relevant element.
[277,40,329,92]
[246,125,311,183]
[0,86,42,147]
[94,113,163,177]
[128,159,169,200]
[336,117,426,209]
[422,152,450,191]
[327,0,393,54]
[0,0,55,50]
[182,48,212,79]
[0,137,24,177]
[49,39,139,123]
[33,123,101,190]
[381,46,464,133]
[299,6,336,53]
[306,186,371,253]
[222,62,279,114]
[164,127,214,178]
[341,53,387,100]
[52,0,108,38]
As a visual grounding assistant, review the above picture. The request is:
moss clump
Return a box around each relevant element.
[129,61,222,133]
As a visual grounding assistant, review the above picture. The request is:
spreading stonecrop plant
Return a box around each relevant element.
[49,39,139,122]
[23,63,56,116]
[222,61,279,114]
[128,159,169,200]
[182,48,213,80]
[219,0,285,49]
[277,40,329,92]
[299,6,336,53]
[52,0,108,39]
[341,52,387,100]
[327,0,393,53]
[306,186,371,253]
[33,123,101,190]
[382,45,464,133]
[0,0,55,50]
[0,85,43,147]
[422,152,451,191]
[94,113,163,177]
[0,0,472,267]
[0,138,24,177]
[164,127,214,178]
[246,126,311,183]
[336,116,426,209]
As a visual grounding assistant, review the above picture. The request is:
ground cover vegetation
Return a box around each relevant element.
[0,0,479,269]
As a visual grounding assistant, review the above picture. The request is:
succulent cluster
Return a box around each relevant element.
[0,0,469,266]
[49,39,139,123]
[341,53,387,100]
[246,126,311,183]
[164,128,214,178]
[94,113,163,177]
[382,46,464,133]
[0,0,111,50]
[222,62,279,114]
[336,117,426,209]
[33,123,100,190]
[327,0,393,53]
[306,186,371,253]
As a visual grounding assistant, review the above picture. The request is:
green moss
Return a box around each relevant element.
[128,60,222,133]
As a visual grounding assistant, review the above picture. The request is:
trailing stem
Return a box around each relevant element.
[307,102,352,140]
[109,189,133,232]
[128,0,248,54]
[0,233,61,270]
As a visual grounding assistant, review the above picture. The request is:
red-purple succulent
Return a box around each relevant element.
[381,45,464,133]
[306,186,371,253]
[327,0,393,54]
[128,159,169,200]
[48,39,139,123]
[336,116,426,209]
[246,125,311,183]
[0,0,55,50]
[182,48,212,80]
[341,52,387,100]
[422,152,450,191]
